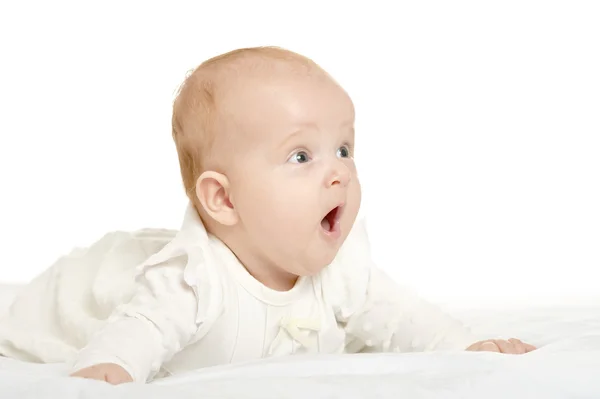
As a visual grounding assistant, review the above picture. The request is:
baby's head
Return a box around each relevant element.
[172,47,361,289]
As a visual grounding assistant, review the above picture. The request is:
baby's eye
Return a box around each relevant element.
[288,150,311,164]
[337,145,350,158]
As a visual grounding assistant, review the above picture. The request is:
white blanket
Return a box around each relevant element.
[1,282,600,397]
[0,323,599,398]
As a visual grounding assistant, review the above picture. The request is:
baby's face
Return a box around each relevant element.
[223,70,361,277]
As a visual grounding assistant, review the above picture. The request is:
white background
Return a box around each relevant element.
[0,1,598,306]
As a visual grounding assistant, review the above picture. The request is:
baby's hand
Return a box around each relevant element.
[466,338,536,354]
[70,363,133,385]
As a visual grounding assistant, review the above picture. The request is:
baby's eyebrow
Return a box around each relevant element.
[339,119,354,129]
[278,120,355,149]
[278,126,314,149]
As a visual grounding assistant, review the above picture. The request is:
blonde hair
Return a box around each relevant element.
[171,46,317,209]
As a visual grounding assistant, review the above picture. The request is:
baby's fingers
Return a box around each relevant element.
[105,371,133,385]
[523,342,537,353]
[466,340,500,352]
[466,338,537,354]
[492,339,514,353]
[70,364,133,385]
[507,338,537,354]
[507,338,526,354]
[70,368,103,381]
[479,341,500,352]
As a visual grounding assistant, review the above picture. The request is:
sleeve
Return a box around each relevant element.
[71,242,224,383]
[323,219,478,354]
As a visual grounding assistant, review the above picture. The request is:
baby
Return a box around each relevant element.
[70,47,536,384]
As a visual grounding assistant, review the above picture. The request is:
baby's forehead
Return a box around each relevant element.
[211,61,332,119]
[186,49,350,156]
[213,60,321,104]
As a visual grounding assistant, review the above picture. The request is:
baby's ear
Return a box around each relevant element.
[195,171,238,226]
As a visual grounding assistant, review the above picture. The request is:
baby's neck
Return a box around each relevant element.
[239,251,299,292]
[209,224,299,292]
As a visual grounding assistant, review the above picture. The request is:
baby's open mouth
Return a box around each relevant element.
[321,206,341,232]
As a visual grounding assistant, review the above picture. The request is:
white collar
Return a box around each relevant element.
[137,201,373,309]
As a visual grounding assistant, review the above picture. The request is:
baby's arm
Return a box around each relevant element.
[330,219,535,354]
[340,267,478,353]
[340,268,536,354]
[70,255,199,383]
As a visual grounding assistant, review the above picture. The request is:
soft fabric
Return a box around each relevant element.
[0,203,477,383]
[2,314,600,399]
[0,284,21,317]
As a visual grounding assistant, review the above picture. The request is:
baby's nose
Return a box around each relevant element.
[326,162,351,187]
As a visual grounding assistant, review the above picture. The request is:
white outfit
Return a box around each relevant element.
[0,204,477,383]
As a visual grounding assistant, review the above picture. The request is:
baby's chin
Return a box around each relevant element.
[295,250,340,276]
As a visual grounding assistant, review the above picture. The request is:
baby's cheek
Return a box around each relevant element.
[256,202,311,246]
[342,188,361,230]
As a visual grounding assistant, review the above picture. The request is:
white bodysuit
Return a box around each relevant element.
[70,204,478,383]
